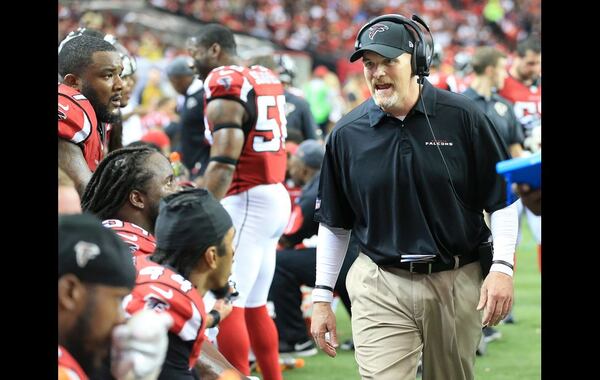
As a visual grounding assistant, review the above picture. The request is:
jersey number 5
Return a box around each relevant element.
[253,95,287,152]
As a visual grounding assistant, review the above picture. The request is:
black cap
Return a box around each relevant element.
[59,213,136,288]
[166,56,195,77]
[296,139,325,169]
[350,20,415,62]
[155,188,233,251]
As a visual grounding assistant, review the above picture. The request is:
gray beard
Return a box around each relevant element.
[373,91,399,111]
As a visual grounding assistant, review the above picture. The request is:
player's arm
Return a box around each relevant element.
[108,122,123,152]
[195,341,253,380]
[58,138,92,196]
[199,99,246,200]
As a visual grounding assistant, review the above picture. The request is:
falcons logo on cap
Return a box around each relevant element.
[368,24,389,40]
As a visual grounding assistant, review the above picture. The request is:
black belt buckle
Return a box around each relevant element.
[409,261,433,274]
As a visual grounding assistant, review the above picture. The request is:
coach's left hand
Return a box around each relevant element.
[477,271,514,327]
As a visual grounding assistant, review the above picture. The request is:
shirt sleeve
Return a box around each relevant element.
[470,109,513,213]
[58,96,93,144]
[313,131,355,229]
[300,101,319,140]
[507,103,525,146]
[125,283,203,343]
[203,66,254,134]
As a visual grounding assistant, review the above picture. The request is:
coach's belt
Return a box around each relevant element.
[386,254,479,275]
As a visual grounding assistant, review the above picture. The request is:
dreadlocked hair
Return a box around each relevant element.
[81,146,157,220]
[151,238,227,279]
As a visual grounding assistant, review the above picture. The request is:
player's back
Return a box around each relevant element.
[124,256,207,373]
[204,65,287,196]
[102,219,156,257]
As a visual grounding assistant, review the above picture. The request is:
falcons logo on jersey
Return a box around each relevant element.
[217,76,232,91]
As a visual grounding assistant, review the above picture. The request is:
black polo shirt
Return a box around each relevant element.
[462,88,524,148]
[314,80,511,266]
[179,79,211,178]
[284,89,319,142]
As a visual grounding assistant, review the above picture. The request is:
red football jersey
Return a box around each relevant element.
[204,65,287,196]
[124,257,207,370]
[102,219,156,257]
[58,84,106,171]
[58,345,88,380]
[499,75,541,136]
[428,71,452,91]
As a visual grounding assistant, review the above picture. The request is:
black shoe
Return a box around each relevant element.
[502,312,516,324]
[483,326,502,343]
[476,334,487,356]
[340,338,354,351]
[279,339,318,357]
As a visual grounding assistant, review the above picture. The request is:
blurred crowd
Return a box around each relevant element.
[146,0,540,60]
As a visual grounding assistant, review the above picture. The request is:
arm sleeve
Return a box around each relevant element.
[490,200,519,277]
[471,110,513,213]
[312,223,351,303]
[313,132,355,228]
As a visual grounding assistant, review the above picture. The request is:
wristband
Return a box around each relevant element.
[208,309,221,328]
[492,260,514,270]
[210,156,238,165]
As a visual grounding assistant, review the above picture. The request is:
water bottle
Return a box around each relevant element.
[280,357,305,370]
[255,357,305,373]
[169,151,186,183]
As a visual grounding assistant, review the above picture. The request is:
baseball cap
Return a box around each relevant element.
[350,20,415,62]
[59,213,136,288]
[166,56,195,77]
[295,139,325,170]
[285,141,299,156]
[155,188,233,251]
[141,130,170,149]
[313,65,329,78]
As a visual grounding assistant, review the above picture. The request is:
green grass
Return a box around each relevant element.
[266,220,541,380]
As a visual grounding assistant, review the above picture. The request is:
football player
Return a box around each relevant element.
[188,24,290,380]
[58,33,123,195]
[124,189,245,379]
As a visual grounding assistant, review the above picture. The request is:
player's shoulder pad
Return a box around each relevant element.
[58,84,96,144]
[204,65,253,102]
[134,280,199,326]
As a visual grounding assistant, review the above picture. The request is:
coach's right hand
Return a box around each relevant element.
[311,302,338,357]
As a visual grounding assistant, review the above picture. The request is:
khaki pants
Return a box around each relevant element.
[346,252,483,380]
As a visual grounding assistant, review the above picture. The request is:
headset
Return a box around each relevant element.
[354,14,433,81]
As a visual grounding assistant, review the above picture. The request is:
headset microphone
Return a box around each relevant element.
[408,16,468,211]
